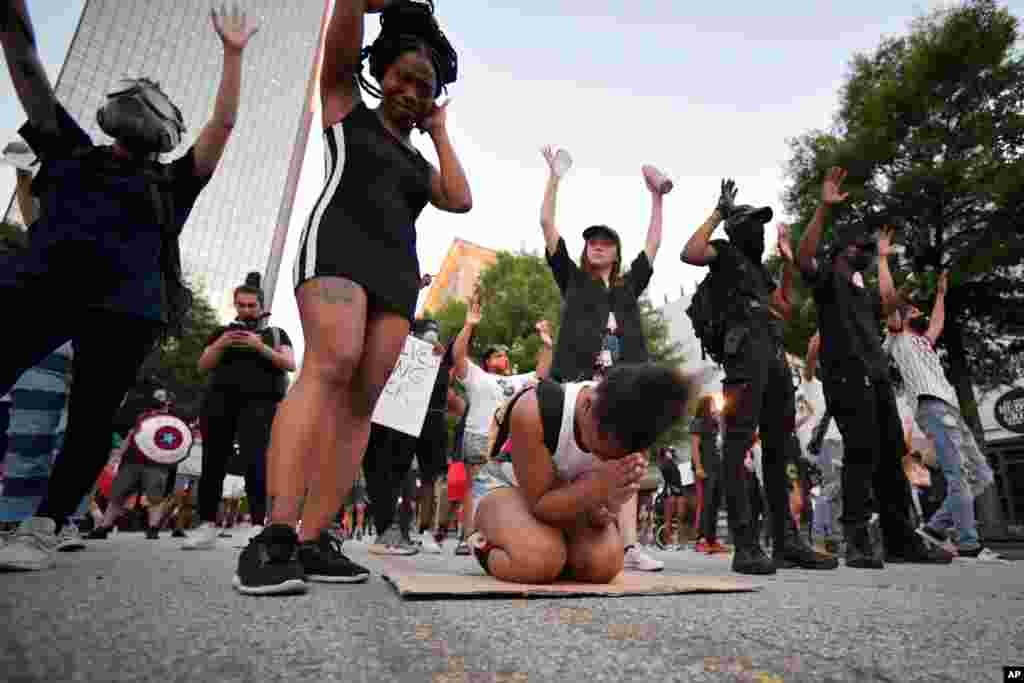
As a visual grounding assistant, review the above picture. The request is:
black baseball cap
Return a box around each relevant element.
[582,224,622,247]
[724,205,773,230]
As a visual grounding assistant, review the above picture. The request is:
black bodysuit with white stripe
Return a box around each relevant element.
[293,102,432,321]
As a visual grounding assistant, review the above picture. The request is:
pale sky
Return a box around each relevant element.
[4,1,1022,370]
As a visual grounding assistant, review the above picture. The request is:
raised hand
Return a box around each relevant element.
[420,98,449,136]
[419,273,433,290]
[937,270,949,297]
[776,223,795,263]
[717,179,738,218]
[541,145,572,178]
[878,225,896,257]
[535,320,553,347]
[211,3,261,53]
[465,294,482,326]
[821,167,850,206]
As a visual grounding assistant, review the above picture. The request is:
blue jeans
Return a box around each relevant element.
[916,398,993,549]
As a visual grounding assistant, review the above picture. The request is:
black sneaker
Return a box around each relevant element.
[145,527,159,540]
[298,531,370,583]
[774,540,839,570]
[87,526,112,540]
[887,533,954,564]
[232,524,308,596]
[172,529,186,539]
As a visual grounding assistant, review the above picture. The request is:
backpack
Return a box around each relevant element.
[266,326,289,398]
[487,380,565,462]
[686,272,728,364]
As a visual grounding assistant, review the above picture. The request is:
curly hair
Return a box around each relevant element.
[358,1,458,99]
[592,364,695,454]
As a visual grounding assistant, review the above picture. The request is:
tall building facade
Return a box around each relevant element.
[5,0,329,321]
[420,238,499,314]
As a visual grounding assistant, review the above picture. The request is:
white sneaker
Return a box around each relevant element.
[624,544,664,572]
[369,524,418,556]
[0,517,58,570]
[182,522,219,550]
[56,525,86,552]
[420,530,443,554]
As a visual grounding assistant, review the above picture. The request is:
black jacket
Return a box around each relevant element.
[546,237,653,382]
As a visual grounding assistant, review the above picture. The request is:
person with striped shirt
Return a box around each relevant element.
[881,244,995,559]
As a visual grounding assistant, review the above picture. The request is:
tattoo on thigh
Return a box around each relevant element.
[317,279,359,305]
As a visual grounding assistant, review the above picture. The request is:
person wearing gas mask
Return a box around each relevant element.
[0,2,259,567]
[880,242,994,559]
[681,180,838,575]
[796,168,953,568]
[185,273,296,550]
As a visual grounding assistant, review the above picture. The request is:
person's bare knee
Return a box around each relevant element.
[567,525,625,583]
[493,529,567,584]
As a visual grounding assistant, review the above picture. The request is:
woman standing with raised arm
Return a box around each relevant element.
[538,145,672,572]
[235,0,472,596]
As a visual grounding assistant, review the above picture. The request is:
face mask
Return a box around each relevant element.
[847,248,874,272]
[908,316,930,334]
[727,221,765,260]
[421,330,439,345]
[97,81,185,154]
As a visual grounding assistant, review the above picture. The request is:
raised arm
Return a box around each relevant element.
[925,271,948,346]
[1,0,58,135]
[771,222,796,320]
[534,320,554,380]
[642,166,671,263]
[193,7,260,178]
[321,1,391,125]
[876,226,901,317]
[539,145,568,256]
[14,168,37,225]
[680,179,736,266]
[797,167,849,275]
[424,101,472,213]
[804,332,820,381]
[452,294,481,381]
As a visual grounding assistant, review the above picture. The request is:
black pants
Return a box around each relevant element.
[823,369,914,550]
[363,410,448,534]
[0,306,160,529]
[700,469,724,541]
[198,390,277,525]
[720,330,795,550]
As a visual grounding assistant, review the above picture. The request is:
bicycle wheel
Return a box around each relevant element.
[655,524,671,550]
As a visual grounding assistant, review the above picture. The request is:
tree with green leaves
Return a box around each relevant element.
[781,0,1024,439]
[426,248,686,451]
[134,281,223,418]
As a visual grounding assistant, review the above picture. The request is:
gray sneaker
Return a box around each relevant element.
[0,517,58,570]
[369,524,419,556]
[56,525,87,552]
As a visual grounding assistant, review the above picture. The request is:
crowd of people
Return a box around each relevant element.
[0,0,1003,602]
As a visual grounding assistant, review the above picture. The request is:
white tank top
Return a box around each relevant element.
[550,382,599,481]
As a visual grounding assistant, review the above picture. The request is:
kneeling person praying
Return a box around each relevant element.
[469,364,695,584]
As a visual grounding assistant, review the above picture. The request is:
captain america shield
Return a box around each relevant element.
[133,414,194,465]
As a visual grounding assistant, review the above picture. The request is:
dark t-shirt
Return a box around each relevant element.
[659,461,684,491]
[546,237,653,382]
[801,258,887,381]
[206,326,293,399]
[19,104,210,322]
[708,239,780,338]
[689,415,722,472]
[428,343,455,412]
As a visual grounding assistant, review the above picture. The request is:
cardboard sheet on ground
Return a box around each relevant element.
[383,571,759,600]
[371,335,442,437]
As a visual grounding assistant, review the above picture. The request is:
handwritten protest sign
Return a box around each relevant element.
[372,335,442,437]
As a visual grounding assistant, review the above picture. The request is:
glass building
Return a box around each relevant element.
[5,0,328,321]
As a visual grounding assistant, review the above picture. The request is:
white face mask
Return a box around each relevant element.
[422,330,439,345]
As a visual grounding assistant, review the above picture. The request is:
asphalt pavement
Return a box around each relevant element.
[1,529,1021,683]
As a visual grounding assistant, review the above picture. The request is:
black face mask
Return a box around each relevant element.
[908,316,930,334]
[847,247,874,272]
[728,222,765,261]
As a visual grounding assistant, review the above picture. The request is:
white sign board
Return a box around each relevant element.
[372,335,442,437]
[678,463,695,487]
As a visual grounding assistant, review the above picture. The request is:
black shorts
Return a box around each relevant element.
[416,410,448,483]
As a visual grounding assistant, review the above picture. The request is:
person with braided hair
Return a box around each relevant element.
[239,0,471,595]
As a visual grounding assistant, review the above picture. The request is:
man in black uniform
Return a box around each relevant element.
[681,180,837,575]
[796,167,951,568]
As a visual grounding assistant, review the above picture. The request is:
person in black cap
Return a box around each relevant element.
[796,167,952,568]
[681,179,838,575]
[538,146,673,572]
